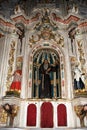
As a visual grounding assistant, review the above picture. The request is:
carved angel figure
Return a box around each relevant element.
[3,103,19,127]
[74,105,87,127]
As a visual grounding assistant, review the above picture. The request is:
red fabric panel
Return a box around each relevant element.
[10,81,21,90]
[57,104,67,126]
[41,102,53,128]
[27,104,37,126]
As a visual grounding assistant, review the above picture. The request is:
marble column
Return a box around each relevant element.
[64,32,74,99]
[20,31,29,99]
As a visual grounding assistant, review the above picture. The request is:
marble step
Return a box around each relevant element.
[0,127,87,130]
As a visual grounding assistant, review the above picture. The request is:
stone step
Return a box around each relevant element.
[0,127,87,130]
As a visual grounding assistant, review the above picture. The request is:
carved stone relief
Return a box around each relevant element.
[29,9,64,48]
[6,41,16,91]
[0,106,7,125]
[74,104,87,127]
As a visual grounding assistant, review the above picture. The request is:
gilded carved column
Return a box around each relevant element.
[74,104,87,127]
[1,34,18,96]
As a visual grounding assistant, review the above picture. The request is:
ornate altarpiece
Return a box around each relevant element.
[0,2,87,129]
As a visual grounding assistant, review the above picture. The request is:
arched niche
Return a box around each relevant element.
[57,104,67,126]
[33,48,61,98]
[27,104,37,126]
[28,43,65,99]
[40,102,53,128]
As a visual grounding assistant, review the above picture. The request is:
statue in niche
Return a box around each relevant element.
[39,59,59,98]
[10,69,22,93]
[74,104,87,127]
[6,56,23,97]
[33,49,60,98]
[74,65,85,92]
[39,59,52,98]
[77,40,86,73]
[2,103,19,127]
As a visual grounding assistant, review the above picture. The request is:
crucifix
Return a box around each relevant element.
[17,26,25,54]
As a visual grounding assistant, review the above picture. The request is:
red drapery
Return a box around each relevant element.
[57,104,67,126]
[27,104,37,126]
[41,102,53,128]
[10,82,21,91]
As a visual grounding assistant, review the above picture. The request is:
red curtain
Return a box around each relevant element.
[57,104,67,126]
[41,102,53,128]
[27,104,37,126]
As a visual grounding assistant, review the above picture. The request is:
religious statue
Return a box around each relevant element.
[74,66,85,91]
[77,40,86,73]
[10,69,22,93]
[3,103,19,127]
[39,59,52,98]
[74,104,87,127]
[39,59,59,98]
[51,59,59,73]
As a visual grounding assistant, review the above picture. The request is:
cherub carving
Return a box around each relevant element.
[3,103,19,127]
[74,105,87,127]
[29,35,40,47]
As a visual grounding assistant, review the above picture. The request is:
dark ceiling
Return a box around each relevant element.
[0,0,87,19]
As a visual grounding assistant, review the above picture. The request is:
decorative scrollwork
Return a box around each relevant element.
[6,41,16,90]
[74,104,87,127]
[29,8,64,48]
[0,106,7,124]
[2,103,19,127]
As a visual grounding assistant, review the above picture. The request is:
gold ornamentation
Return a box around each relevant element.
[29,8,64,47]
[6,41,16,90]
[3,103,19,127]
[77,40,86,73]
[16,56,23,69]
[74,105,87,127]
[0,106,7,124]
[39,26,55,40]
[29,35,40,47]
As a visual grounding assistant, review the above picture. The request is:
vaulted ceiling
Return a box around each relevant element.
[0,0,87,19]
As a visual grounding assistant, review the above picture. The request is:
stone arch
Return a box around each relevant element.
[27,104,37,126]
[57,104,67,126]
[28,42,66,98]
[40,102,53,128]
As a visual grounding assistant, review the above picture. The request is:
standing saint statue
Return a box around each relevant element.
[10,69,22,92]
[39,59,52,98]
[74,66,85,91]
